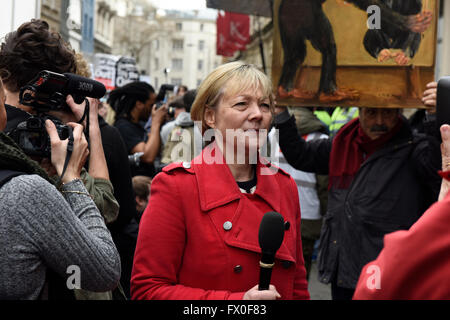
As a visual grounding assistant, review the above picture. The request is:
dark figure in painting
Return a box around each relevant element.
[364,0,429,65]
[278,0,432,103]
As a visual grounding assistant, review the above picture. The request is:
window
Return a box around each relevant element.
[154,58,159,70]
[172,39,184,51]
[153,39,160,50]
[154,77,158,89]
[172,58,183,71]
[197,79,202,87]
[43,0,56,9]
[171,78,182,86]
[200,23,204,32]
[176,22,182,31]
[198,40,205,51]
[197,60,203,71]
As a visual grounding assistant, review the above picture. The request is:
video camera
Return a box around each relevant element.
[12,114,71,158]
[9,70,106,158]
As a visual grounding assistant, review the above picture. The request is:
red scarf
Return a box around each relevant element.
[328,116,403,189]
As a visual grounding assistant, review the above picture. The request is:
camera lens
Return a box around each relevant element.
[58,125,70,140]
[27,117,42,129]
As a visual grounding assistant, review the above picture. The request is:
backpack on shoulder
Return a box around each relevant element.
[161,124,197,165]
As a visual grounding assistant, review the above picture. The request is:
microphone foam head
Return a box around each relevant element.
[258,211,285,255]
[63,73,106,99]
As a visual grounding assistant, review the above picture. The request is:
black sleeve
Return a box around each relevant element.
[100,122,138,232]
[275,114,332,175]
[412,135,441,204]
[114,120,144,154]
[422,113,441,143]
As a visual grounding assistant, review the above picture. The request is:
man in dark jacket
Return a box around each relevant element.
[108,82,167,178]
[272,107,329,280]
[274,106,441,300]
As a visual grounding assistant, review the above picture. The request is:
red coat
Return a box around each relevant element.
[353,190,450,300]
[131,144,310,300]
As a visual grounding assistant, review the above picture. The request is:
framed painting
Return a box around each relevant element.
[272,0,439,109]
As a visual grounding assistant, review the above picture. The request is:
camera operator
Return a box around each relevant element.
[0,76,121,299]
[0,20,119,227]
[108,81,168,178]
[0,19,122,299]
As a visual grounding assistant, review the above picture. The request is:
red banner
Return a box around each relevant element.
[216,11,250,57]
[217,12,234,56]
[227,12,250,49]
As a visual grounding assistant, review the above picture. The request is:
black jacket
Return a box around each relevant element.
[98,116,138,298]
[275,111,441,289]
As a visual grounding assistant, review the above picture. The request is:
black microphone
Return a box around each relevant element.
[63,73,107,100]
[258,211,285,291]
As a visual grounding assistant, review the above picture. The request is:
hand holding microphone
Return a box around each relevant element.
[243,211,286,300]
[243,284,281,300]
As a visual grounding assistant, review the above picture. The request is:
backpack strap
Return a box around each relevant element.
[0,170,25,188]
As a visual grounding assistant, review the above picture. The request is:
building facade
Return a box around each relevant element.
[41,0,62,32]
[113,7,221,91]
[94,0,117,54]
[148,10,222,91]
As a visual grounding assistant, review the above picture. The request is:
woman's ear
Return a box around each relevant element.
[204,106,216,129]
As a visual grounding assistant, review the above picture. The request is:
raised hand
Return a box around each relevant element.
[422,81,437,110]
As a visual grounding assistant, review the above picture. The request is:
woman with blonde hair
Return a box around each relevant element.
[131,61,309,300]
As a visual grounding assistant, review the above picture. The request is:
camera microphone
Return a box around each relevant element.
[63,73,106,100]
[258,211,285,291]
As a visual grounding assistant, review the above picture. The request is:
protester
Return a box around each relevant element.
[159,92,201,166]
[160,97,190,145]
[0,77,121,299]
[131,61,310,300]
[352,81,448,299]
[269,107,329,280]
[108,81,168,177]
[73,54,139,299]
[176,85,188,97]
[132,175,152,222]
[274,101,441,300]
[353,122,450,300]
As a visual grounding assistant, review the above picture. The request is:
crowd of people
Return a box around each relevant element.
[0,19,449,300]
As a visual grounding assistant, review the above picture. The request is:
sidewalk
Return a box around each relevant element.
[308,261,331,300]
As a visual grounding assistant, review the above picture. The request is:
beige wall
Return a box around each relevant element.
[41,0,62,32]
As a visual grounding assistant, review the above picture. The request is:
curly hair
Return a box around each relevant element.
[74,52,92,78]
[0,19,77,92]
